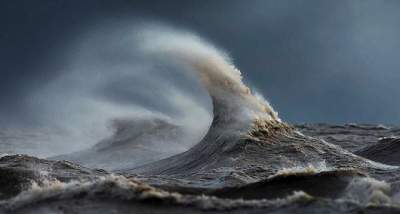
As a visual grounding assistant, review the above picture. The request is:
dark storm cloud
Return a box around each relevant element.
[1,0,400,124]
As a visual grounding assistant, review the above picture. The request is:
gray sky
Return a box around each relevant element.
[1,0,400,125]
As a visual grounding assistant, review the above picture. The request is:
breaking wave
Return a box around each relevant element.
[40,23,283,169]
[0,175,313,213]
[136,25,280,125]
[2,22,400,213]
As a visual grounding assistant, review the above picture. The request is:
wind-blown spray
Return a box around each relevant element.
[137,25,281,134]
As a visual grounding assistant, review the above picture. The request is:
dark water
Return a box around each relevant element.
[0,123,400,214]
[1,26,400,213]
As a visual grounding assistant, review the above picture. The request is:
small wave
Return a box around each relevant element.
[356,138,400,166]
[1,175,314,212]
[53,118,189,170]
[341,177,393,205]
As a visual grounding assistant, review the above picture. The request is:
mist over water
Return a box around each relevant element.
[1,22,230,158]
[1,19,280,164]
[2,13,400,214]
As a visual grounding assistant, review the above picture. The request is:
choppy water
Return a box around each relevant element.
[1,123,400,213]
[1,24,400,213]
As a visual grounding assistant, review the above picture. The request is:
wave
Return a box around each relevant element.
[136,25,280,126]
[355,137,400,166]
[110,26,400,197]
[48,23,283,170]
[2,22,400,213]
[1,175,315,213]
[53,118,189,170]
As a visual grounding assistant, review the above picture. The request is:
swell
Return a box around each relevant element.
[151,169,364,200]
[125,26,289,174]
[36,24,400,187]
[52,25,284,171]
[125,26,400,191]
[1,154,398,213]
[0,175,315,213]
[355,137,400,166]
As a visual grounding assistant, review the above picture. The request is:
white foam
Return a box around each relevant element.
[2,175,313,211]
[342,177,392,205]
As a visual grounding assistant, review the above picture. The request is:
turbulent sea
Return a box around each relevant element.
[1,24,400,213]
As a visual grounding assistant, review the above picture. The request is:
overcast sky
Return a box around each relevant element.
[1,0,400,125]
